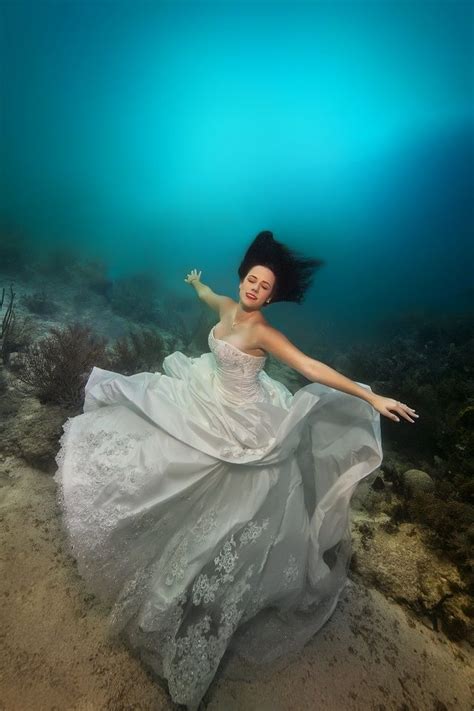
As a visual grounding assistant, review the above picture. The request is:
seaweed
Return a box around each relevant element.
[14,322,108,408]
[107,325,167,375]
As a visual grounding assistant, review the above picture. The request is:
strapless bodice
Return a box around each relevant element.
[208,325,267,405]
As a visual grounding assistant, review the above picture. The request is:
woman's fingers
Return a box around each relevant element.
[400,403,419,421]
[388,408,401,422]
[390,401,420,423]
[184,268,201,283]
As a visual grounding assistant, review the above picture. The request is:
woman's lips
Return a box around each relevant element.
[246,293,257,300]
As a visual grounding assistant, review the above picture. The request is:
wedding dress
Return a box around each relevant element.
[54,323,383,710]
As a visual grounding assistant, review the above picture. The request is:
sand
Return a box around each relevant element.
[1,454,472,711]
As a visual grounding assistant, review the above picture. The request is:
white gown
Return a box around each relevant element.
[54,324,383,709]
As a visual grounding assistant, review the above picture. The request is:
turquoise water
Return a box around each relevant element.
[1,8,473,697]
[1,0,472,346]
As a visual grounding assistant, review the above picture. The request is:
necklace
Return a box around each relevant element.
[232,307,251,329]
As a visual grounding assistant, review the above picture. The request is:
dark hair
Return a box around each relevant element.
[238,230,325,305]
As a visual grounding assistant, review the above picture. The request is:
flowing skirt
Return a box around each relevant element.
[54,349,383,709]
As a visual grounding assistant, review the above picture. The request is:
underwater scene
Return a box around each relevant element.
[1,1,473,709]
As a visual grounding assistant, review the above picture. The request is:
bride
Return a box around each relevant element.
[54,231,418,710]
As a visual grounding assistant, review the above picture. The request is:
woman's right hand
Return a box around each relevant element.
[184,268,202,285]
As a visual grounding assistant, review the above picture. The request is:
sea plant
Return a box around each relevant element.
[15,322,108,408]
[1,284,15,364]
[107,325,167,375]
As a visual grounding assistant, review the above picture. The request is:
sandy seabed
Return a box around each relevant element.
[1,455,472,711]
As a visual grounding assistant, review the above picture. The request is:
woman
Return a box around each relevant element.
[54,231,418,710]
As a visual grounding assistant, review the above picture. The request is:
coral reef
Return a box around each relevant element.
[351,514,473,644]
[374,456,473,626]
[351,456,473,644]
[0,392,67,473]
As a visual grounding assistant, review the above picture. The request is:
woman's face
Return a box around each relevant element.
[239,265,276,310]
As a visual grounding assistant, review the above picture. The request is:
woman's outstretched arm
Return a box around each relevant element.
[253,323,419,424]
[184,268,234,316]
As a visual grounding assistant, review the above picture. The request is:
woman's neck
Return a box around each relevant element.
[232,303,260,328]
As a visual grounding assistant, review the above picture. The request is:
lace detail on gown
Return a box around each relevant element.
[53,321,384,709]
[142,513,273,707]
[55,414,155,549]
[283,553,300,587]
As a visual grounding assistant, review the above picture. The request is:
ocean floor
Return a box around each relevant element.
[1,454,472,711]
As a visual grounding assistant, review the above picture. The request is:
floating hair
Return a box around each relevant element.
[238,230,325,304]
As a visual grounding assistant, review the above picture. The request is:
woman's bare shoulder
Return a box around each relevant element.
[252,321,312,374]
[248,316,277,345]
[251,317,277,334]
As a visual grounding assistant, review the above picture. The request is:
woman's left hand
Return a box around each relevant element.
[370,395,419,423]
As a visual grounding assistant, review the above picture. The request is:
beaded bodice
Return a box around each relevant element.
[208,325,267,405]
